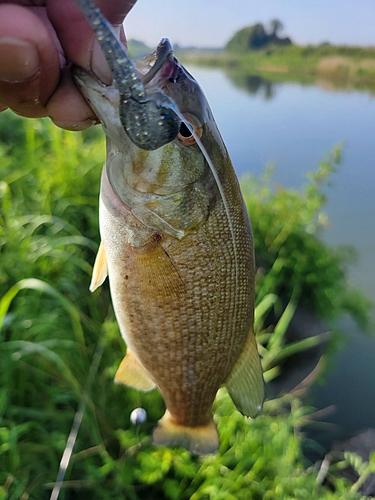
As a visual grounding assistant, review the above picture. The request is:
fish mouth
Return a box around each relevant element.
[135,38,181,90]
[140,38,174,85]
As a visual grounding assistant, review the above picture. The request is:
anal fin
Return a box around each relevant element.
[115,349,156,392]
[153,410,219,456]
[224,331,264,417]
[89,241,108,292]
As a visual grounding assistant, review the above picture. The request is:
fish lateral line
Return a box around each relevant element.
[174,109,239,323]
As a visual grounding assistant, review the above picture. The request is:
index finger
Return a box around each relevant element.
[47,0,136,84]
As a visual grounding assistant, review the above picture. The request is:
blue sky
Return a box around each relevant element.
[125,0,375,49]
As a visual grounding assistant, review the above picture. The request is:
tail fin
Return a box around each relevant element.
[152,411,219,456]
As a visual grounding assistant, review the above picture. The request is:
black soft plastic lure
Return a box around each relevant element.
[76,0,181,150]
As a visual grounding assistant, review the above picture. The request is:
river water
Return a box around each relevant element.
[188,66,375,451]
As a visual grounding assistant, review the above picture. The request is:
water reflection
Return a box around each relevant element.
[225,72,278,99]
[224,67,375,98]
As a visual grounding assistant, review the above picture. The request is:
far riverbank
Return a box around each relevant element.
[178,44,375,93]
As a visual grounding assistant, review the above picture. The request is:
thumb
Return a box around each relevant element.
[0,4,60,117]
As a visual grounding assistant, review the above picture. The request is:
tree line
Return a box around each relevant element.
[226,20,292,52]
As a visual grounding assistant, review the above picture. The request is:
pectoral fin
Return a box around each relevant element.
[89,241,108,292]
[224,332,264,417]
[132,238,186,299]
[115,349,156,391]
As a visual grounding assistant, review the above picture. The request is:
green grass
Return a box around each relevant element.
[0,112,370,499]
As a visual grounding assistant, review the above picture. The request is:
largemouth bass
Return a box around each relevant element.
[74,0,264,455]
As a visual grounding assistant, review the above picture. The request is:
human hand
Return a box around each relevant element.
[0,0,136,130]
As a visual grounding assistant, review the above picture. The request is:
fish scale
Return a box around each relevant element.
[74,0,264,455]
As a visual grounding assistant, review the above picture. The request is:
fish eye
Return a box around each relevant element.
[177,114,203,146]
[179,122,192,138]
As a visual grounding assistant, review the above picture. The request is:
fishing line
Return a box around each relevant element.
[49,339,104,500]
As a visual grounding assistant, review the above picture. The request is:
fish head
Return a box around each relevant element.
[135,39,226,155]
[74,38,225,151]
[74,39,227,237]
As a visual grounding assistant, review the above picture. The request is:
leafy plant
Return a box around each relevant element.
[345,451,375,494]
[255,293,330,384]
[0,112,368,499]
[317,449,375,497]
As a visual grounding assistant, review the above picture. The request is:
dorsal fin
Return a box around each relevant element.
[224,331,264,417]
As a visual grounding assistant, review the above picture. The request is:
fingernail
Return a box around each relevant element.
[0,37,40,83]
[52,118,99,131]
